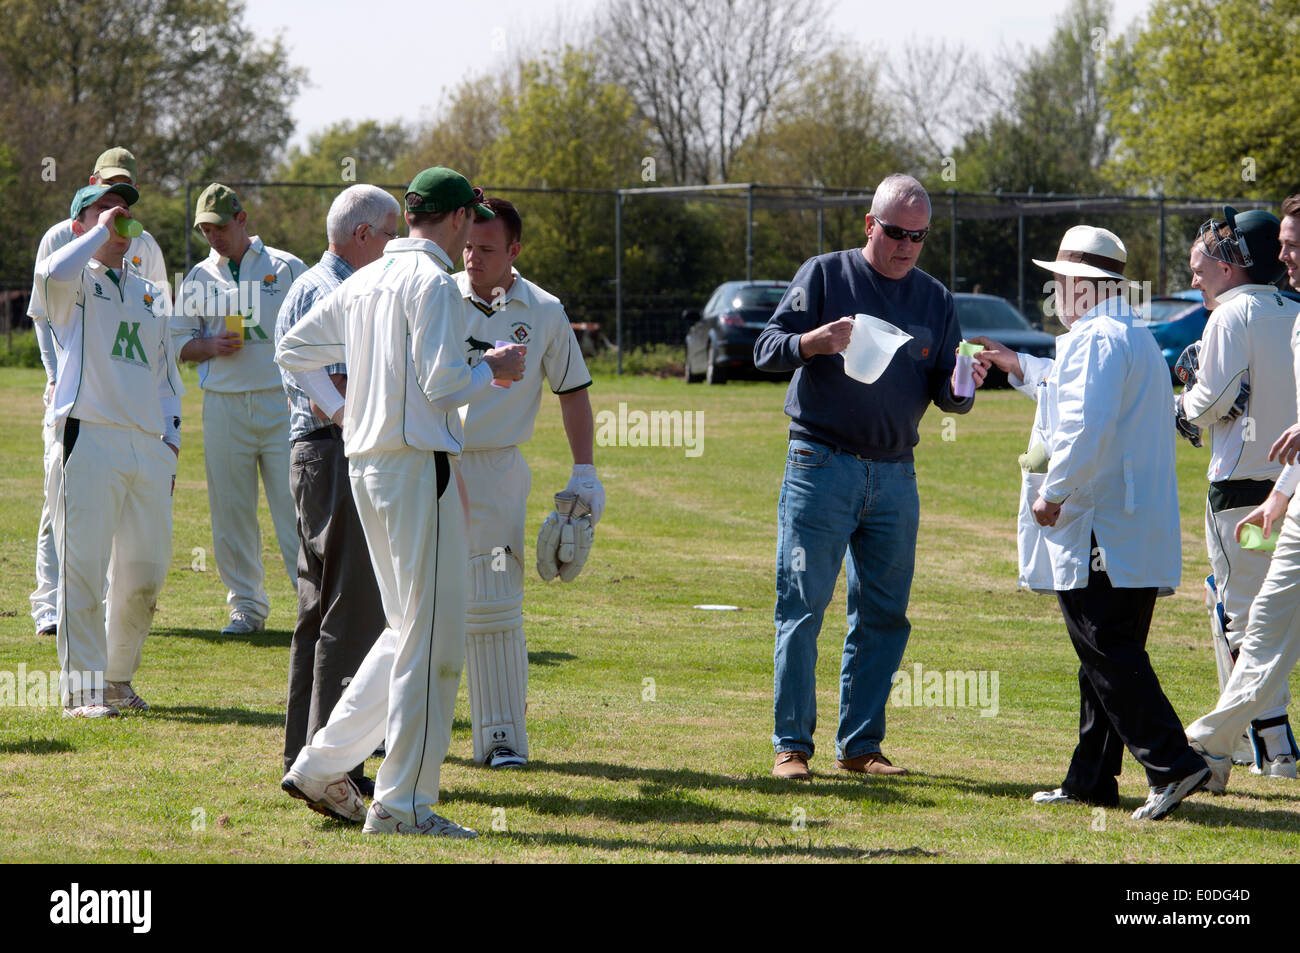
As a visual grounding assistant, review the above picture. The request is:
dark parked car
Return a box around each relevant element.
[1135,288,1300,379]
[684,280,789,384]
[952,293,1057,387]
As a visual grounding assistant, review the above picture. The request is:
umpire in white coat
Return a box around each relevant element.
[973,225,1211,821]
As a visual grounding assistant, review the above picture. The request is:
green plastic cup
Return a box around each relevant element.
[114,217,143,239]
[1239,523,1278,551]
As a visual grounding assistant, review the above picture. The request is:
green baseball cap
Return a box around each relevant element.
[94,147,138,183]
[404,167,493,219]
[194,183,243,226]
[70,182,140,220]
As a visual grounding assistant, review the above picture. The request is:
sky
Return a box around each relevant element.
[242,0,1156,150]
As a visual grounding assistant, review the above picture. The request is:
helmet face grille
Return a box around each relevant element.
[1198,217,1253,269]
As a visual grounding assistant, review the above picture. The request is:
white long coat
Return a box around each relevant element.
[1011,298,1182,593]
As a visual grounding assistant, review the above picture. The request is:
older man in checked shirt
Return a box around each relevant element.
[274,185,402,795]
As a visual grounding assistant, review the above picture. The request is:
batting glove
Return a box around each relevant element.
[564,464,605,525]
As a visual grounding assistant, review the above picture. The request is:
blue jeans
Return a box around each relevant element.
[772,438,920,760]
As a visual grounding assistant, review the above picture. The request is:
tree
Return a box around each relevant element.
[731,45,924,277]
[599,0,828,183]
[247,120,413,266]
[1105,0,1300,198]
[936,0,1126,298]
[0,0,303,284]
[403,75,512,184]
[478,49,729,339]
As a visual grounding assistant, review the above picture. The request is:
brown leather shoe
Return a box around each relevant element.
[835,752,908,776]
[773,750,811,780]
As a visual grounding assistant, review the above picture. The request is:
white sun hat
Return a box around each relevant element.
[1032,225,1132,281]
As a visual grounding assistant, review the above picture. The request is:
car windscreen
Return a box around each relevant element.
[954,297,1031,331]
[1135,299,1199,325]
[726,286,788,312]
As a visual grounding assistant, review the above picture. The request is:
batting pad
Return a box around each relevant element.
[465,553,528,764]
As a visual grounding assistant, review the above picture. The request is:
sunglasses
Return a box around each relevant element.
[876,220,930,243]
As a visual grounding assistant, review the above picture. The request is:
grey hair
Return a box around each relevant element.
[870,174,931,218]
[326,185,402,245]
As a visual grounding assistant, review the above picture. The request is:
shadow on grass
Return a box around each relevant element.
[150,626,292,648]
[443,784,829,827]
[146,705,283,727]
[528,651,577,667]
[1128,797,1300,832]
[488,830,940,860]
[0,737,75,754]
[447,756,931,807]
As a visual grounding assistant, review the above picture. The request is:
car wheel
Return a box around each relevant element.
[684,346,703,383]
[706,342,727,385]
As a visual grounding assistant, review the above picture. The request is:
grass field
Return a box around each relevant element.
[1,364,1298,864]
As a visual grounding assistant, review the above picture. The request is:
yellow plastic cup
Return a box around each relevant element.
[223,313,246,349]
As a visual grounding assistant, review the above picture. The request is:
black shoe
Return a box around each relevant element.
[352,775,375,799]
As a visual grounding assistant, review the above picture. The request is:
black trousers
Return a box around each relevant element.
[1056,565,1206,804]
[283,428,386,775]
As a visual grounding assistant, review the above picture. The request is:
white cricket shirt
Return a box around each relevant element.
[34,249,184,435]
[276,238,480,456]
[173,235,306,392]
[455,269,592,451]
[1183,284,1300,483]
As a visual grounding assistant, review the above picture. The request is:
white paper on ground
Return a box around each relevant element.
[842,313,912,384]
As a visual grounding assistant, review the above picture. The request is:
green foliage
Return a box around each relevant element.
[585,343,685,377]
[248,121,412,266]
[1105,0,1300,198]
[0,0,303,285]
[0,329,43,368]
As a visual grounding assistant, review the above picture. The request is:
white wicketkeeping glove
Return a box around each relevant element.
[564,464,605,526]
[536,491,595,582]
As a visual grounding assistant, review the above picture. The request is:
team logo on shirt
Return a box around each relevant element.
[92,282,109,300]
[509,322,531,344]
[466,335,493,359]
[261,273,281,297]
[111,321,149,367]
[131,255,142,267]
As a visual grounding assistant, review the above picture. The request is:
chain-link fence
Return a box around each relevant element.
[3,181,1280,371]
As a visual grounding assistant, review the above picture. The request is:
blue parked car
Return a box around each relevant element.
[1138,288,1300,379]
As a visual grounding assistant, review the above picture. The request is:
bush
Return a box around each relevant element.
[586,343,685,378]
[0,329,44,369]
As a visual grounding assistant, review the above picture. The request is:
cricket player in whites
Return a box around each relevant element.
[34,182,183,716]
[174,184,306,635]
[456,197,600,768]
[28,147,169,638]
[276,168,524,835]
[1175,206,1300,777]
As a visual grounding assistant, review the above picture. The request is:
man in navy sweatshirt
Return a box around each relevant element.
[754,173,982,780]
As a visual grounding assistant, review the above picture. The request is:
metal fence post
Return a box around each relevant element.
[615,190,623,376]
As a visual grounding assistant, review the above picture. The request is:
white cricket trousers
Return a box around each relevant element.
[201,387,299,620]
[30,412,58,624]
[1205,498,1288,720]
[1188,493,1300,755]
[292,448,468,827]
[52,420,174,704]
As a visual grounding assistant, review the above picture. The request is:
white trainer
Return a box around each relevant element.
[1251,754,1298,779]
[221,612,265,635]
[35,612,57,636]
[1031,788,1080,805]
[487,746,526,769]
[362,802,478,838]
[281,767,366,823]
[62,703,119,719]
[104,681,149,711]
[1132,766,1211,821]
